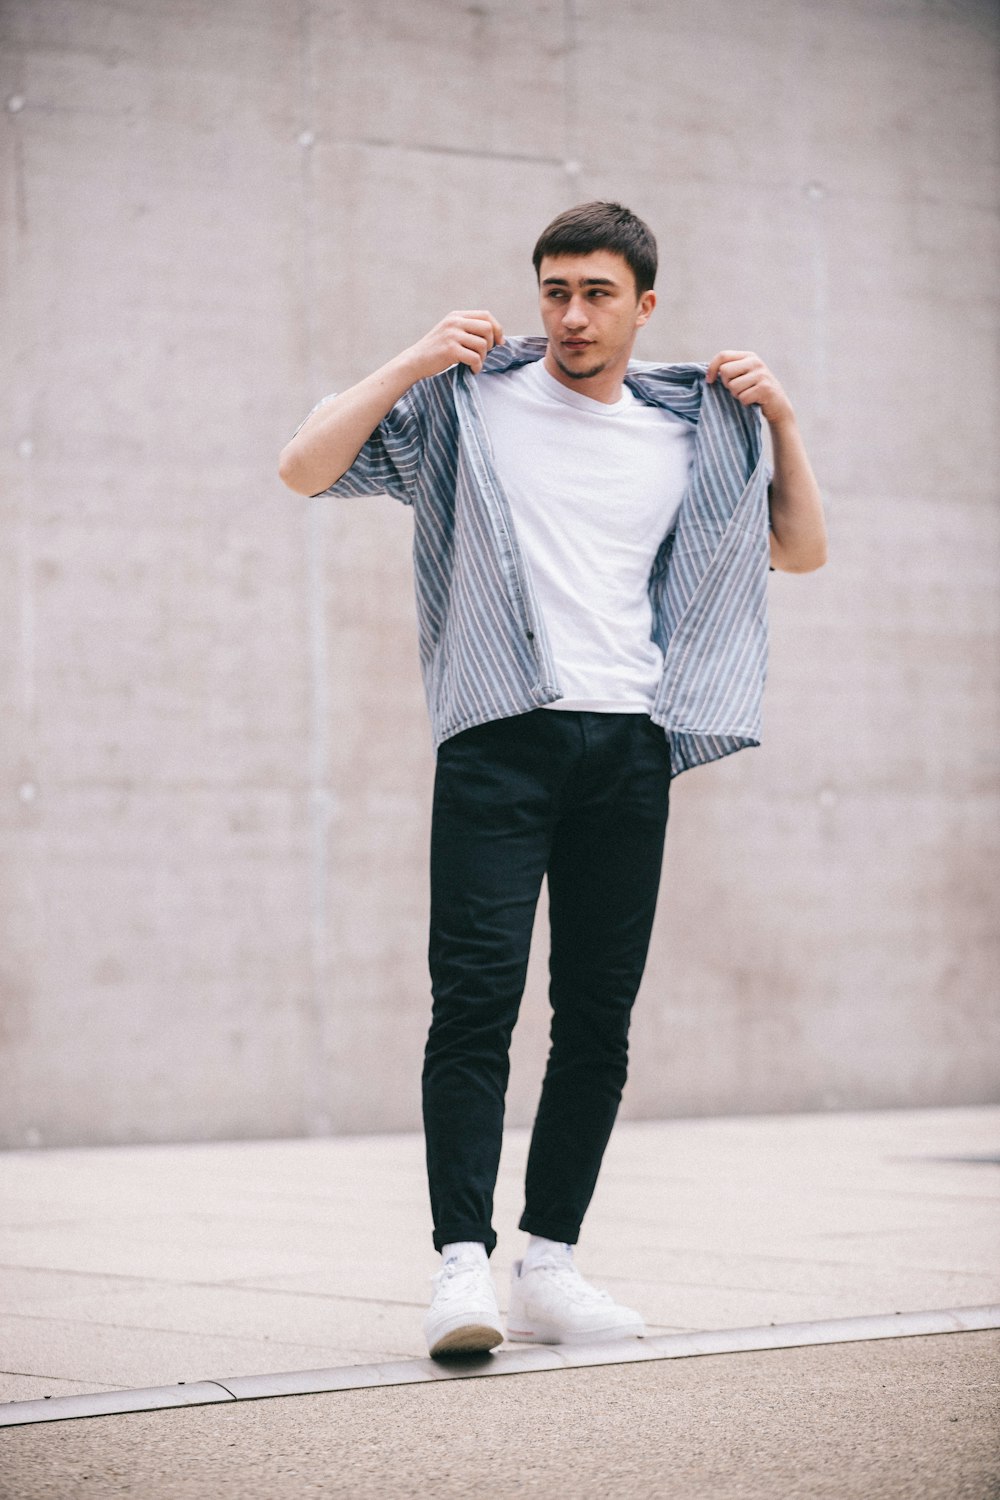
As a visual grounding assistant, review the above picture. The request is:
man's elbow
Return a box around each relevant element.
[278,445,320,497]
[770,539,828,573]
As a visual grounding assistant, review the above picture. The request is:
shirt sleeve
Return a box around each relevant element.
[290,389,425,506]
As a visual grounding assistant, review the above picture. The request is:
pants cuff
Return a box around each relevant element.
[518,1212,581,1245]
[433,1226,498,1257]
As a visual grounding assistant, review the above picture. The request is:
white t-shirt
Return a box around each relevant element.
[475,358,695,712]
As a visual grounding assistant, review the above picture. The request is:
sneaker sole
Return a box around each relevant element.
[427,1320,504,1357]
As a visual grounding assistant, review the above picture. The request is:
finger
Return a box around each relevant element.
[457,330,489,356]
[455,332,489,373]
[455,348,484,374]
[706,350,753,383]
[464,319,504,358]
[454,311,499,335]
[718,358,758,388]
[455,310,504,349]
[726,372,767,400]
[453,316,495,344]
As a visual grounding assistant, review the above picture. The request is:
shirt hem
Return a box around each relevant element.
[542,700,653,713]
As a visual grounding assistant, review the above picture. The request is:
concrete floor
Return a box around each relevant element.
[2,1107,998,1403]
[2,1332,997,1499]
[1,1105,999,1499]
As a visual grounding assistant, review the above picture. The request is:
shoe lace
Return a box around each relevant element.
[528,1258,614,1305]
[432,1257,491,1304]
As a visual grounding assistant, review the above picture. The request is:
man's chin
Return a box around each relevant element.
[553,354,609,383]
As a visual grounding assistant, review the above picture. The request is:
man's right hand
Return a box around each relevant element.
[405,311,505,381]
[279,310,504,497]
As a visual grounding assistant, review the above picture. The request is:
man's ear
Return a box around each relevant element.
[636,289,656,327]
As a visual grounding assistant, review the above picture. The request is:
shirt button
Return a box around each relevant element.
[525,630,535,641]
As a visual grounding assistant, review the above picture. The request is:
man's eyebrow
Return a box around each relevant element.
[541,275,619,287]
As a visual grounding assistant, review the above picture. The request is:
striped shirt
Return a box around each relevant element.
[300,336,773,777]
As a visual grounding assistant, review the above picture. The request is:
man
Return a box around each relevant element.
[279,202,826,1358]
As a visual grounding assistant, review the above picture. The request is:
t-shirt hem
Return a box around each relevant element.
[542,700,653,713]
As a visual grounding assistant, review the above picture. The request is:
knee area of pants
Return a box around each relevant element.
[547,1011,633,1048]
[544,1049,629,1086]
[428,992,525,1035]
[424,1019,518,1064]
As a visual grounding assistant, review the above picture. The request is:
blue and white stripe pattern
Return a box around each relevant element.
[303,336,772,776]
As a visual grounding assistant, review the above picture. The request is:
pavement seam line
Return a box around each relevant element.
[1,1303,997,1429]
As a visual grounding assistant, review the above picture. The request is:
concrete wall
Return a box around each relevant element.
[1,0,997,1147]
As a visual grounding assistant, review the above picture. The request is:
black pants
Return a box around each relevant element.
[422,709,672,1255]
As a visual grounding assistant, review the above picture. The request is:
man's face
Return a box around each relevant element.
[538,250,655,391]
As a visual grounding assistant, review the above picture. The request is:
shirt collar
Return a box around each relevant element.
[478,335,705,422]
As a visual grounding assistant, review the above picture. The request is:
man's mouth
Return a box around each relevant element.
[562,339,593,351]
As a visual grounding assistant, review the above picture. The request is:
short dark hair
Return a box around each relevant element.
[532,201,657,296]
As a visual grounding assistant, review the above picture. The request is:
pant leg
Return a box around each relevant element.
[423,712,571,1255]
[519,713,672,1244]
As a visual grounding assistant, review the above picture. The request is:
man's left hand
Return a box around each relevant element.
[705,350,795,428]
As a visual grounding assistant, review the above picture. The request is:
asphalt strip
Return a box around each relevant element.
[2,1304,997,1429]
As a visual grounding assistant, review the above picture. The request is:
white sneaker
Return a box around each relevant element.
[423,1253,504,1357]
[507,1254,644,1344]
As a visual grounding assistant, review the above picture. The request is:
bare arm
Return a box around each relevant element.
[706,350,827,573]
[764,411,827,573]
[278,311,505,497]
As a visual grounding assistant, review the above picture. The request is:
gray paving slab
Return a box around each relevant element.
[588,1279,906,1330]
[0,1316,379,1398]
[0,1268,154,1311]
[5,1284,432,1358]
[1,1107,997,1408]
[1,1333,997,1500]
[0,1376,120,1403]
[590,1246,998,1303]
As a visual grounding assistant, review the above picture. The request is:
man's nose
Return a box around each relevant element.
[562,297,588,328]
